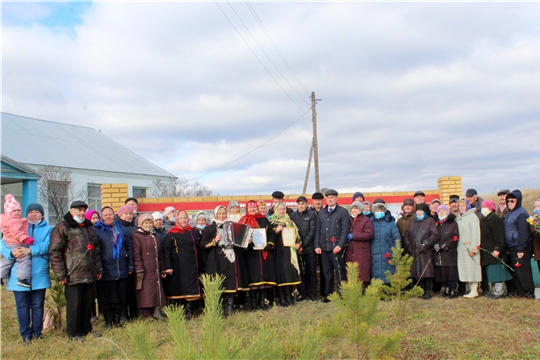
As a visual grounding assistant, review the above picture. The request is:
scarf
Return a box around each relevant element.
[95,220,123,260]
[268,204,300,274]
[239,210,265,229]
[168,210,192,234]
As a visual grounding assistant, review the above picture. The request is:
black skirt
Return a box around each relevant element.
[434,266,459,283]
[96,278,128,305]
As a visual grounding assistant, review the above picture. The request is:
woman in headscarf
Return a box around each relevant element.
[239,200,276,311]
[456,199,482,298]
[345,202,373,287]
[163,210,202,318]
[94,206,133,328]
[132,214,167,319]
[116,205,138,320]
[191,211,210,276]
[85,210,101,225]
[200,206,249,317]
[268,203,301,307]
[258,200,269,218]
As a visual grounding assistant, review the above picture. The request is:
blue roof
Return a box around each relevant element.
[1,113,175,178]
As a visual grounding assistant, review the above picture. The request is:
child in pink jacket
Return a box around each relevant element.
[1,194,34,288]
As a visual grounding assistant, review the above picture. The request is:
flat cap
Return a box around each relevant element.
[70,200,88,209]
[325,189,338,197]
[311,192,324,200]
[497,189,510,196]
[403,198,414,206]
[373,198,385,204]
[465,188,477,197]
[271,191,285,199]
[449,195,460,203]
[296,196,308,203]
[431,198,441,204]
[414,191,425,197]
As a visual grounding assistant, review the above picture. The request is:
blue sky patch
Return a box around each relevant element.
[3,1,92,31]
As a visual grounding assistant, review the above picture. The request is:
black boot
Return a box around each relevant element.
[227,295,235,317]
[279,287,289,307]
[102,305,114,329]
[113,303,124,327]
[258,289,267,310]
[440,286,449,298]
[422,278,433,300]
[447,285,458,299]
[286,286,295,306]
[237,292,245,312]
[220,295,227,318]
[249,290,258,312]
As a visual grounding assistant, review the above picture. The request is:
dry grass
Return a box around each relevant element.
[481,188,540,213]
[2,286,540,359]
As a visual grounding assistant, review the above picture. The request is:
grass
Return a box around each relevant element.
[2,286,540,359]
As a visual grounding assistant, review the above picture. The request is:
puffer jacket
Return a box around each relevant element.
[94,220,133,281]
[370,212,401,283]
[503,190,531,251]
[49,212,103,284]
[1,218,52,291]
[290,207,317,254]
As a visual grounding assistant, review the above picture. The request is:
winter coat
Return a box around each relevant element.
[403,216,438,279]
[370,213,400,284]
[133,228,167,308]
[1,219,52,291]
[503,190,531,251]
[314,205,350,251]
[0,214,29,245]
[533,229,540,262]
[434,214,459,267]
[94,221,133,281]
[345,214,373,283]
[480,211,506,266]
[396,212,415,242]
[49,212,103,285]
[153,226,167,244]
[456,209,482,282]
[290,207,317,254]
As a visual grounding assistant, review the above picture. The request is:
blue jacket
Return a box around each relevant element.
[503,190,531,251]
[370,212,401,283]
[94,220,133,281]
[1,219,52,291]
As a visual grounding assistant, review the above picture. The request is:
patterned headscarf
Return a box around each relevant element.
[268,203,300,274]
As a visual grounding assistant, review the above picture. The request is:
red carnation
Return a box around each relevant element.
[435,221,439,226]
[331,237,337,243]
[476,245,481,250]
[453,236,458,242]
[387,260,391,264]
[87,244,94,251]
[515,263,522,268]
[385,253,390,258]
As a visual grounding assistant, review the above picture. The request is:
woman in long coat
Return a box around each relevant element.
[456,200,482,298]
[163,210,202,318]
[403,203,438,299]
[269,203,301,307]
[433,205,459,298]
[132,214,167,319]
[345,202,373,286]
[370,203,401,284]
[200,206,249,317]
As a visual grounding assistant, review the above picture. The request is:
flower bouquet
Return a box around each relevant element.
[526,214,540,232]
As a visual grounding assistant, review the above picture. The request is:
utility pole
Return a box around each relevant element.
[311,92,321,192]
[302,138,314,194]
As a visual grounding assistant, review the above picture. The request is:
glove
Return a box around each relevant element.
[25,237,35,246]
[347,233,353,241]
[136,273,144,290]
[263,244,274,251]
[433,244,440,252]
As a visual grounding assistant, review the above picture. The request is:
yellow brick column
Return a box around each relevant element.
[101,183,129,211]
[437,176,463,205]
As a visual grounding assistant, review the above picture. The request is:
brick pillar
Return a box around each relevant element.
[101,183,129,211]
[437,176,463,205]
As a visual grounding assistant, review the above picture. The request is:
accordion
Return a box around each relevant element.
[217,221,252,249]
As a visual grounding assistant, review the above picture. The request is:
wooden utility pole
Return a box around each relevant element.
[311,92,321,192]
[302,138,314,194]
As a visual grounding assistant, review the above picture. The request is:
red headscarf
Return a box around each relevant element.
[168,210,193,234]
[239,200,265,228]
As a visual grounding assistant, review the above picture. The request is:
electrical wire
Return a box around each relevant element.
[186,107,311,181]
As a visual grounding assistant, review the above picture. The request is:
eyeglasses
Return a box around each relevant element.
[178,215,188,219]
[507,199,516,203]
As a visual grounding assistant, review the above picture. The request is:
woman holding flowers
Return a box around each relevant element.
[433,205,459,299]
[269,203,301,307]
[456,200,482,298]
[479,200,512,299]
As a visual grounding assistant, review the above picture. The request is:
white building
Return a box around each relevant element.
[1,112,176,224]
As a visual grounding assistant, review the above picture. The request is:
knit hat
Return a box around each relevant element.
[85,209,100,221]
[164,206,176,218]
[137,213,154,228]
[118,205,134,217]
[436,204,450,215]
[4,194,21,215]
[350,201,363,210]
[26,202,44,217]
[352,192,364,201]
[152,212,163,221]
[481,200,497,212]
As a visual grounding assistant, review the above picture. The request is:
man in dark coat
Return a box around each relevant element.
[290,196,318,302]
[268,191,293,216]
[496,189,510,219]
[49,200,103,341]
[314,189,350,302]
[465,188,484,220]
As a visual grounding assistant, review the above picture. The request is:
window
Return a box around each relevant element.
[132,187,147,199]
[47,181,69,225]
[87,184,102,211]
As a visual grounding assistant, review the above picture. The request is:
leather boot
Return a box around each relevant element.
[286,286,295,306]
[447,285,457,299]
[258,289,267,310]
[113,303,124,327]
[440,286,449,298]
[463,282,479,298]
[249,290,258,312]
[102,305,114,329]
[227,295,235,316]
[279,287,289,307]
[185,301,194,319]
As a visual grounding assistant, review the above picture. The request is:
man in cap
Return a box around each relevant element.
[465,188,484,220]
[49,200,103,341]
[496,189,510,218]
[429,199,441,220]
[290,196,318,302]
[396,199,415,250]
[314,189,350,302]
[268,191,293,216]
[311,192,324,214]
[414,191,426,205]
[310,191,328,297]
[449,195,460,216]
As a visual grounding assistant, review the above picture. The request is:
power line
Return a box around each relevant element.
[245,1,310,96]
[186,108,311,181]
[214,1,307,114]
[227,1,310,107]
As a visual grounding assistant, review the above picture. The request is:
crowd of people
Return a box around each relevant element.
[1,188,539,344]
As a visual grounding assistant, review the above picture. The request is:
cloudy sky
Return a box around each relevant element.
[3,1,539,196]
